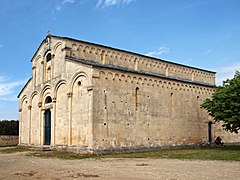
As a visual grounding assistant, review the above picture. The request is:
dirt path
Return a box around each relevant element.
[0,151,240,180]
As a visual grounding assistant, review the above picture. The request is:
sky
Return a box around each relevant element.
[0,0,240,119]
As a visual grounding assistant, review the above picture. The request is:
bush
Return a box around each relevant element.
[0,120,19,135]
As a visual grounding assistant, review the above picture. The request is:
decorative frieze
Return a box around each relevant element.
[98,70,215,95]
[67,41,215,85]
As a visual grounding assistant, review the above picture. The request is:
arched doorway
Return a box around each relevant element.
[208,121,212,143]
[44,96,52,145]
[44,109,51,145]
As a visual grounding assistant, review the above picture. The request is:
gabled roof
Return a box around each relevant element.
[17,78,32,98]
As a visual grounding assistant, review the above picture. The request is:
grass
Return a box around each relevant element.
[97,145,240,161]
[0,147,30,153]
[1,145,240,161]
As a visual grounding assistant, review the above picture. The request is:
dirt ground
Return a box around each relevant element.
[0,149,240,180]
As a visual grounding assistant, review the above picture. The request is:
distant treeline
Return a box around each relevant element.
[0,120,19,135]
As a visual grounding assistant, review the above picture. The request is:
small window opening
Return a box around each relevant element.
[45,96,52,104]
[46,53,51,62]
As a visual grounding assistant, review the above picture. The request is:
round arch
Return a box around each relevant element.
[53,80,67,98]
[19,95,28,110]
[53,41,62,53]
[40,84,53,106]
[29,91,38,105]
[69,71,89,93]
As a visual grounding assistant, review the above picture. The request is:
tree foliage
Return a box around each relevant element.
[201,71,240,133]
[0,120,19,135]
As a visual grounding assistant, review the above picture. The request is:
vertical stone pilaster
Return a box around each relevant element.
[67,92,73,146]
[166,65,169,76]
[51,55,54,80]
[52,97,56,145]
[134,59,138,70]
[27,105,32,145]
[18,108,22,144]
[40,109,45,145]
[170,92,174,118]
[38,102,42,145]
[32,66,36,87]
[41,60,45,83]
[101,51,105,64]
[87,87,94,148]
[191,71,195,81]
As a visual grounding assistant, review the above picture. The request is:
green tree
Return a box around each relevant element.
[201,71,240,133]
[0,120,19,135]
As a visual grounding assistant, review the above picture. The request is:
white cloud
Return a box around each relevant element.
[54,0,77,11]
[0,77,26,101]
[96,0,135,8]
[145,46,171,57]
[61,0,76,4]
[215,62,240,85]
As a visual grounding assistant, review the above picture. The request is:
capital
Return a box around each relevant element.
[38,102,42,108]
[52,97,56,103]
[67,92,73,98]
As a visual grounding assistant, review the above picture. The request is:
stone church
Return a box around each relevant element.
[18,35,240,153]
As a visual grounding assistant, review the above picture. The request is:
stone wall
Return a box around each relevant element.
[0,136,19,147]
[92,67,214,150]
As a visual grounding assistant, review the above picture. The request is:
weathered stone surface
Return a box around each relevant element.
[0,136,19,147]
[18,35,240,153]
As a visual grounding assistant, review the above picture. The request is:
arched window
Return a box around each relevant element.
[46,53,51,62]
[45,96,52,104]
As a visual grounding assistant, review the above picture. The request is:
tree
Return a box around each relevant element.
[0,120,19,135]
[201,71,240,133]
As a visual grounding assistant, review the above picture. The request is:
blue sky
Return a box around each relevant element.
[0,0,240,119]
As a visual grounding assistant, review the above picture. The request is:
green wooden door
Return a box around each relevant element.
[44,110,51,145]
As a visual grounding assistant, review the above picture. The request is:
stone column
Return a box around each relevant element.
[18,108,22,144]
[51,54,55,79]
[27,105,32,145]
[32,66,36,87]
[38,102,42,145]
[87,86,94,148]
[41,108,45,145]
[67,92,73,146]
[52,97,56,145]
[41,60,45,83]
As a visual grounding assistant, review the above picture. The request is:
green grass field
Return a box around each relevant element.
[1,145,240,161]
[96,145,240,161]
